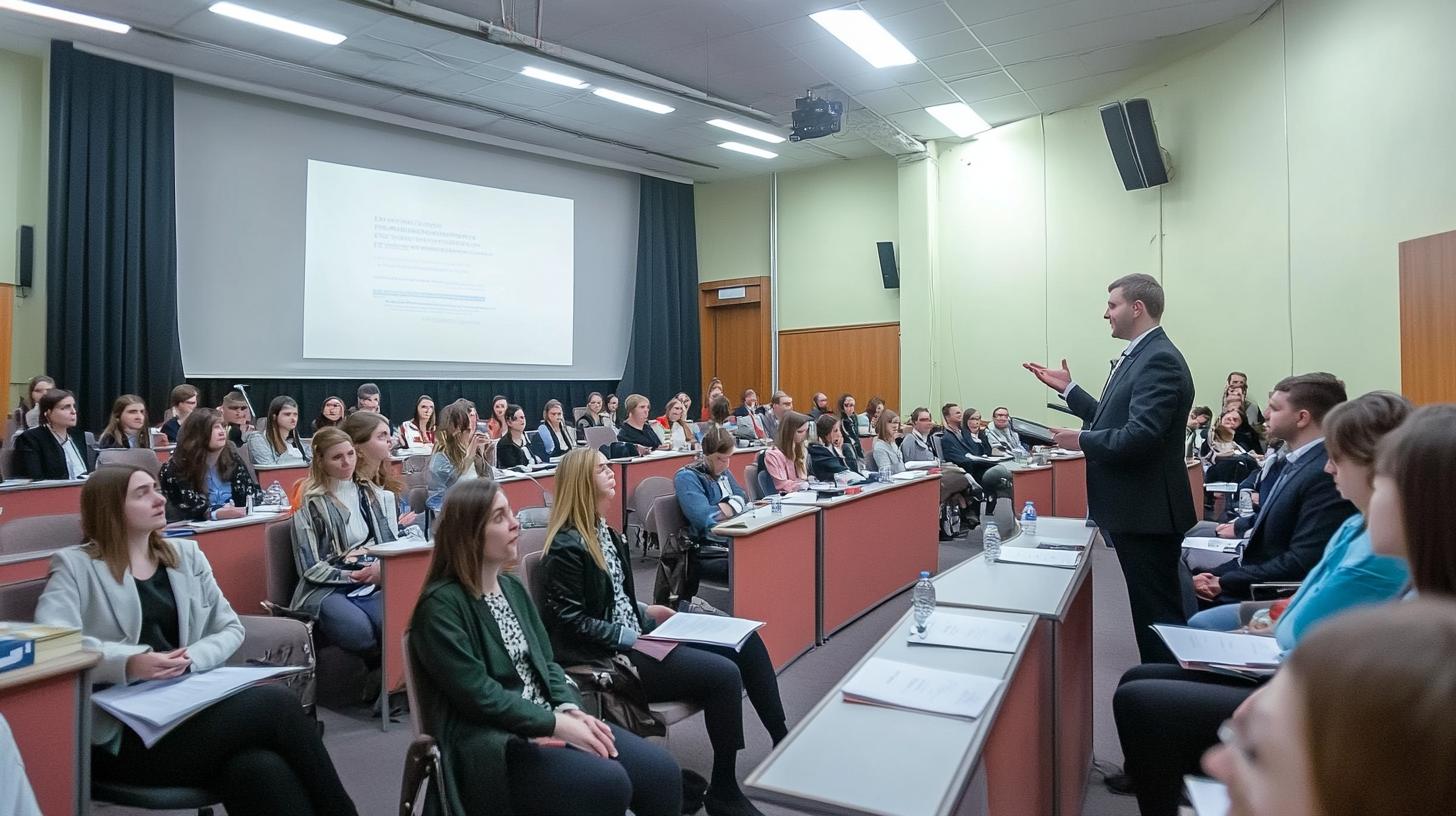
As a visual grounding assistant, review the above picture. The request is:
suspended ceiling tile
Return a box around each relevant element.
[948,70,1020,102]
[923,48,1002,79]
[362,58,457,89]
[942,0,1069,28]
[855,85,924,115]
[1005,54,1093,91]
[466,80,574,110]
[859,0,947,18]
[909,28,983,61]
[353,16,459,50]
[888,108,953,140]
[1026,67,1148,112]
[421,34,508,64]
[972,0,1183,47]
[969,92,1042,124]
[901,79,960,107]
[878,3,966,45]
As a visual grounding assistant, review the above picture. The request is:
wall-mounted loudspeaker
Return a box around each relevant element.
[16,225,33,295]
[876,241,899,289]
[1099,98,1171,191]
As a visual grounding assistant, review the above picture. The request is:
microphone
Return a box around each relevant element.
[232,383,257,421]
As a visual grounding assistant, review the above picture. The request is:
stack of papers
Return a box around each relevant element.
[1204,482,1241,493]
[905,460,937,470]
[94,666,301,746]
[888,471,922,482]
[640,613,765,651]
[1152,625,1282,677]
[907,613,1026,653]
[1184,777,1230,816]
[993,547,1080,568]
[841,658,1000,720]
[1183,536,1242,554]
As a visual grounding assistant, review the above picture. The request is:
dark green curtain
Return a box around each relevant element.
[619,175,701,408]
[46,41,184,428]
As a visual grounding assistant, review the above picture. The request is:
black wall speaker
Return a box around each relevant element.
[16,225,33,292]
[1099,98,1170,191]
[876,241,899,289]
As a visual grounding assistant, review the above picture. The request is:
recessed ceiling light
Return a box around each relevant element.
[0,0,129,33]
[592,88,674,115]
[208,2,346,45]
[706,119,785,144]
[720,141,777,159]
[809,9,915,69]
[519,66,589,89]
[925,102,991,137]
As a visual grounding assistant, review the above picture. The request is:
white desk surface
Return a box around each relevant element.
[747,605,1036,816]
[931,516,1096,621]
[775,472,937,508]
[710,503,818,537]
[0,478,87,494]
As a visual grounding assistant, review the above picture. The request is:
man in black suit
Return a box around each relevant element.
[1026,273,1195,663]
[1193,374,1352,606]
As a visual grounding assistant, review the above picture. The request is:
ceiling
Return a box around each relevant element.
[0,0,1274,181]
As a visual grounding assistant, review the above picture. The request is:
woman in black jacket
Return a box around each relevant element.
[616,394,669,455]
[807,414,863,483]
[538,448,787,816]
[496,404,547,470]
[13,389,93,480]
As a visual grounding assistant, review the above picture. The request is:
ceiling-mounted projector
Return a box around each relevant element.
[789,91,843,142]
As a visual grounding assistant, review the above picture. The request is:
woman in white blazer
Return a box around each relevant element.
[34,465,356,816]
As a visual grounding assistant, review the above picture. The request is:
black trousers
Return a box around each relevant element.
[1106,530,1188,663]
[1113,664,1258,816]
[92,685,356,816]
[505,722,681,816]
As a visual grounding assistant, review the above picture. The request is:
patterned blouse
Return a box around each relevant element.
[596,518,641,635]
[481,591,549,710]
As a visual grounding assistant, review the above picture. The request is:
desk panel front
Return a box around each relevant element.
[820,477,939,638]
[377,545,435,728]
[723,509,818,670]
[189,519,276,614]
[0,483,83,522]
[1050,456,1088,518]
[499,473,555,512]
[1009,466,1053,514]
[0,653,98,816]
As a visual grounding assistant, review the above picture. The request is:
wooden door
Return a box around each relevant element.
[1399,228,1456,403]
[778,322,901,415]
[699,277,772,408]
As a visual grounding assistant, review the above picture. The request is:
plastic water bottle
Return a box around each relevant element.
[264,480,287,507]
[770,493,783,514]
[1020,501,1038,535]
[983,524,1002,563]
[1237,489,1254,517]
[911,571,935,638]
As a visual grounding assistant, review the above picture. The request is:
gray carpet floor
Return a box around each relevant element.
[94,525,1144,816]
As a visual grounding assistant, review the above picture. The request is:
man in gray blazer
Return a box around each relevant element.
[1026,273,1195,663]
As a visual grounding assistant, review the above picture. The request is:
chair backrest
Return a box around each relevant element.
[2,416,16,446]
[264,520,299,607]
[0,513,83,556]
[649,494,690,557]
[520,550,547,606]
[83,431,96,450]
[629,476,676,523]
[403,454,431,489]
[743,464,761,501]
[95,448,162,477]
[929,431,945,460]
[584,425,616,451]
[0,447,13,479]
[233,440,259,483]
[408,487,428,518]
[516,526,549,564]
[401,629,427,739]
[572,406,588,422]
[0,578,45,621]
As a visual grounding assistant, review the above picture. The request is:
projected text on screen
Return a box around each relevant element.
[303,160,574,365]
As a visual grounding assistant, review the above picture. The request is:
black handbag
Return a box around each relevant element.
[561,654,666,739]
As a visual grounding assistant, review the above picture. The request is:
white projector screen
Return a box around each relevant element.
[173,80,638,380]
[303,160,573,365]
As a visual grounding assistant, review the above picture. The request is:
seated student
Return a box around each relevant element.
[938,403,1012,502]
[732,390,770,443]
[496,404,547,471]
[761,391,791,440]
[674,427,749,581]
[245,396,309,467]
[342,411,419,530]
[160,384,198,443]
[1222,389,1265,454]
[762,411,811,494]
[409,478,681,816]
[983,406,1027,454]
[12,374,54,433]
[97,394,153,450]
[601,393,620,432]
[350,382,381,415]
[870,410,905,474]
[535,399,577,460]
[861,397,885,436]
[1200,408,1252,465]
[220,391,253,448]
[576,391,606,438]
[699,378,724,421]
[398,394,436,449]
[836,394,860,447]
[13,389,93,480]
[487,395,510,440]
[1191,374,1353,608]
[806,392,829,421]
[427,401,493,512]
[33,466,356,816]
[808,414,863,483]
[899,407,938,463]
[1225,370,1265,426]
[538,448,787,816]
[902,407,975,535]
[1108,396,1436,816]
[290,427,399,668]
[312,395,346,433]
[732,389,766,419]
[1185,406,1213,458]
[705,395,734,436]
[1203,600,1456,816]
[672,391,693,424]
[655,397,699,451]
[157,408,262,522]
[617,394,669,455]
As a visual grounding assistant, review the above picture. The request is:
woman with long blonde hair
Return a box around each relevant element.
[341,411,417,528]
[426,401,493,511]
[538,448,788,816]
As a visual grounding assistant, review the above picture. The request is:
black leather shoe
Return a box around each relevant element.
[1104,772,1136,796]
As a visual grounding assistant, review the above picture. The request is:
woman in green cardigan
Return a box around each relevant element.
[408,478,681,816]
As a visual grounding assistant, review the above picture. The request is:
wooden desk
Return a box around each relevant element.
[784,475,940,639]
[371,540,434,732]
[498,470,555,511]
[253,463,309,490]
[183,513,288,615]
[1007,465,1053,514]
[1187,459,1205,519]
[1050,455,1088,518]
[0,480,85,522]
[711,505,819,670]
[0,651,99,815]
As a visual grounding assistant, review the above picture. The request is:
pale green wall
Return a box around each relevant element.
[0,47,47,402]
[694,174,770,283]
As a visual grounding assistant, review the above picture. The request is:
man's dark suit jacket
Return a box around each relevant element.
[1210,441,1353,598]
[937,426,989,467]
[1065,326,1196,536]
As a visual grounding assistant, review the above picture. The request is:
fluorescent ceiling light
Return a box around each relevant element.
[720,141,777,159]
[0,0,130,33]
[810,9,915,68]
[519,66,589,89]
[592,88,674,114]
[208,2,346,45]
[925,102,991,137]
[707,119,785,144]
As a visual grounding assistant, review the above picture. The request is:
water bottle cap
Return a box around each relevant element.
[919,570,931,578]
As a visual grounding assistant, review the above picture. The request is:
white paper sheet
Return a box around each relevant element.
[993,547,1080,568]
[94,666,301,747]
[888,471,922,482]
[1183,536,1242,553]
[1152,625,1283,668]
[904,460,936,470]
[908,613,1027,653]
[841,658,1000,720]
[640,613,765,650]
[1184,776,1231,816]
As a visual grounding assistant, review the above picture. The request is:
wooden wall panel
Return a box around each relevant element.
[778,322,900,416]
[0,284,13,412]
[1399,229,1456,404]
